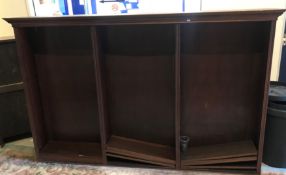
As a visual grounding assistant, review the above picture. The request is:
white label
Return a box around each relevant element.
[79,0,85,5]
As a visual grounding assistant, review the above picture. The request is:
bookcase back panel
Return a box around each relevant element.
[104,55,175,145]
[100,25,176,146]
[181,22,271,54]
[100,25,175,56]
[27,27,101,142]
[28,27,92,55]
[181,53,267,146]
[181,22,271,146]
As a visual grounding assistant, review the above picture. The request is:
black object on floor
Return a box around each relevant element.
[263,81,286,168]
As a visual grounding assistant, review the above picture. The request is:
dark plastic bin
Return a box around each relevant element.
[263,82,286,168]
[269,81,286,102]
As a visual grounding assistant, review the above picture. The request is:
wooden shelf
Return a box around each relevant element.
[107,156,172,169]
[182,140,257,166]
[39,141,102,164]
[106,135,175,166]
[183,162,257,170]
[185,156,257,166]
[107,153,175,168]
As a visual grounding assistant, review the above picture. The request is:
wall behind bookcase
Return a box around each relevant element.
[0,0,29,38]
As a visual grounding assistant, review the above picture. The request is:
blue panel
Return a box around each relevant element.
[59,0,69,15]
[91,0,96,14]
[121,9,128,13]
[72,0,85,15]
[130,2,138,9]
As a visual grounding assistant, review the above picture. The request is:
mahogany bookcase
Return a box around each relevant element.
[5,9,285,173]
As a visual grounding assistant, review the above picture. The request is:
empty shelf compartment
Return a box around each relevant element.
[39,141,102,164]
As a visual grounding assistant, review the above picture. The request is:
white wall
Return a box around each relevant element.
[201,0,285,11]
[272,13,286,81]
[0,0,29,37]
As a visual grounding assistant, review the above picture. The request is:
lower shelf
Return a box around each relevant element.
[107,153,174,168]
[39,141,103,164]
[185,156,257,166]
[183,162,257,170]
[182,140,257,166]
[106,135,175,167]
[107,156,171,169]
[36,138,257,171]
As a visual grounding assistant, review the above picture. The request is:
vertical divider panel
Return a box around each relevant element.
[91,26,108,164]
[257,21,276,173]
[175,24,181,169]
[13,27,47,155]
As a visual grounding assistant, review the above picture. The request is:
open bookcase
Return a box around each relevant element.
[5,9,284,173]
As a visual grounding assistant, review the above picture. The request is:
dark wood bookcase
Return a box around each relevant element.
[5,9,284,173]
